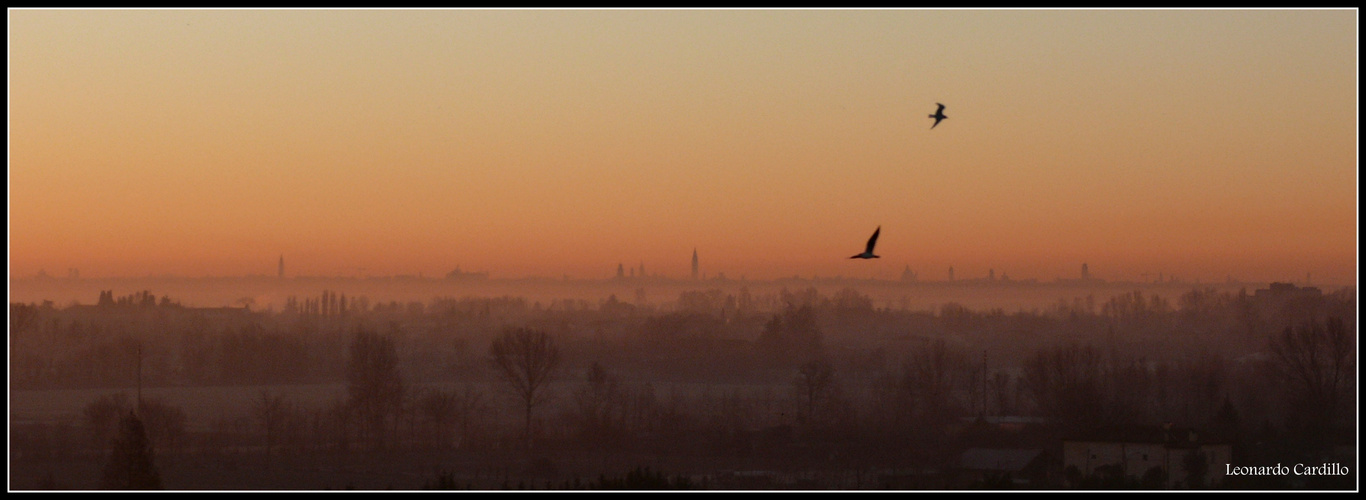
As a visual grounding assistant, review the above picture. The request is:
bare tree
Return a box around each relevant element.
[325,399,354,452]
[903,339,967,427]
[84,393,132,451]
[756,305,824,368]
[418,389,459,450]
[252,390,287,466]
[347,327,404,450]
[99,412,161,490]
[135,398,187,457]
[1269,317,1354,433]
[1021,343,1109,430]
[571,361,623,449]
[10,302,39,335]
[794,358,834,425]
[489,327,561,450]
[453,384,488,450]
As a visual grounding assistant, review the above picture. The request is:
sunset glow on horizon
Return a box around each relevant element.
[9,9,1358,286]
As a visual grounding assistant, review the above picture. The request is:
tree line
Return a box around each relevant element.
[9,284,1355,489]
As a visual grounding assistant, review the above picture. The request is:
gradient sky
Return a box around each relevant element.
[8,9,1359,285]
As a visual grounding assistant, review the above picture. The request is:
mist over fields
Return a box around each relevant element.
[9,275,1355,490]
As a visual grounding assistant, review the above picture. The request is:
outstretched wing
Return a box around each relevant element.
[936,103,945,114]
[865,226,881,254]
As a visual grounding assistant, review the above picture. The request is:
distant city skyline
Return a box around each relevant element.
[9,9,1357,288]
[21,253,1343,288]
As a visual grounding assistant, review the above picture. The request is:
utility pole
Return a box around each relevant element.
[136,344,143,416]
[981,349,988,418]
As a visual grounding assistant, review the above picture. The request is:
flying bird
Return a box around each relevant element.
[850,226,881,259]
[929,103,947,129]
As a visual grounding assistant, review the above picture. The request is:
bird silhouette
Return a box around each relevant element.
[929,103,947,129]
[850,226,881,259]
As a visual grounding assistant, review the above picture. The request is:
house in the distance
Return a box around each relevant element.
[1062,424,1232,489]
[956,447,1057,489]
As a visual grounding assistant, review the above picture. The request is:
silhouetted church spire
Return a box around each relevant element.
[692,248,699,280]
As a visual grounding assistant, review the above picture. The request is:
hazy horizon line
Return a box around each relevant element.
[12,269,1352,290]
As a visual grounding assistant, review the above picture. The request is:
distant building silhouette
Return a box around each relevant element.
[446,266,489,281]
[1253,282,1322,301]
[639,261,646,278]
[278,255,284,279]
[988,269,995,281]
[617,263,625,279]
[901,265,918,282]
[949,266,955,282]
[1058,262,1105,285]
[692,248,699,280]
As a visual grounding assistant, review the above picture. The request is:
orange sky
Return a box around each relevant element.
[8,9,1359,285]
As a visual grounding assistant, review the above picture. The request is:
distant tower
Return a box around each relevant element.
[278,254,284,279]
[949,266,955,282]
[989,269,995,281]
[692,248,699,280]
[617,263,625,279]
[1082,262,1090,281]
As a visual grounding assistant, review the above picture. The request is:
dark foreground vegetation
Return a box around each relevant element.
[9,283,1356,490]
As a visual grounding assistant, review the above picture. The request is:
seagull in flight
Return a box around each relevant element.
[929,103,947,129]
[850,226,881,259]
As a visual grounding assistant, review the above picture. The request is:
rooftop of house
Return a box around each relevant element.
[1063,424,1230,448]
[959,448,1047,472]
